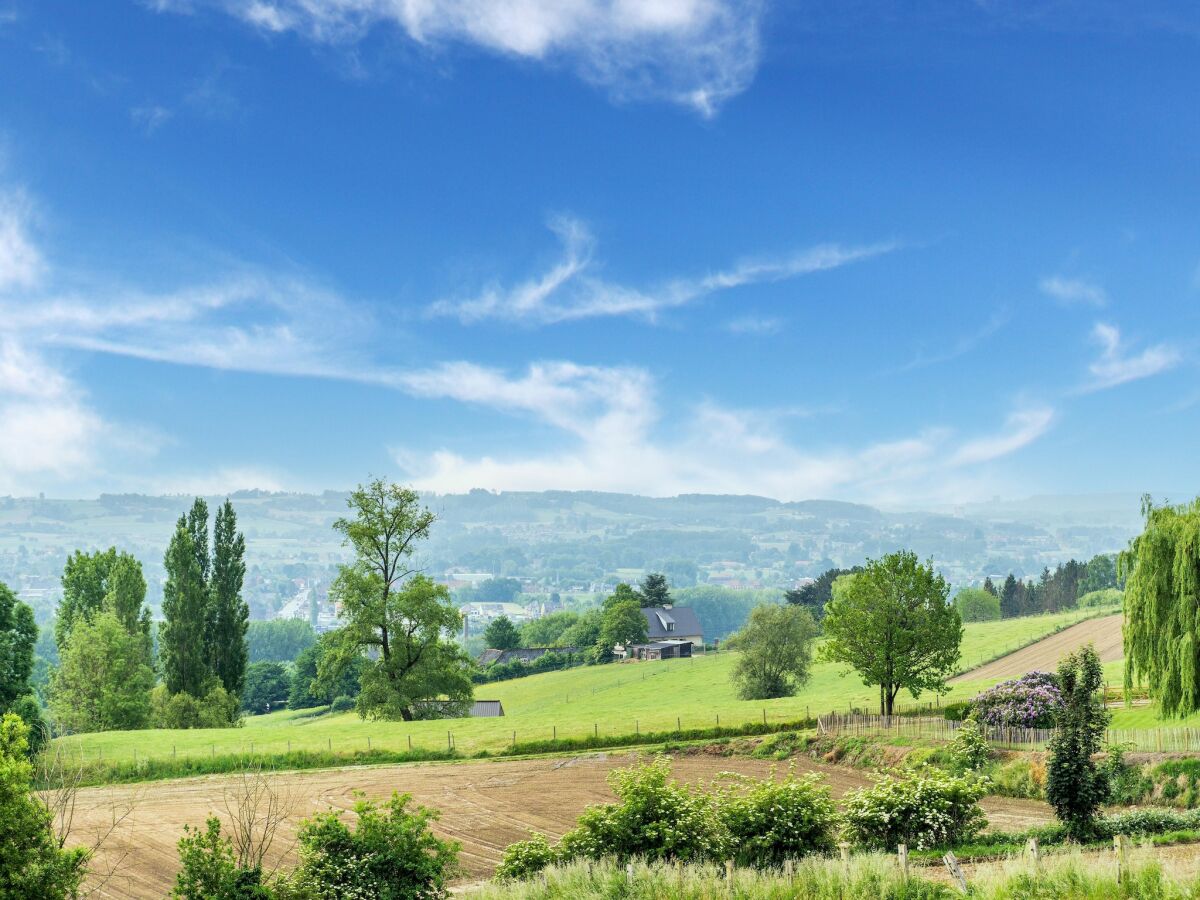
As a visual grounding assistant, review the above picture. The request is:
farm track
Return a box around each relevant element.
[949,613,1124,684]
[68,751,1051,898]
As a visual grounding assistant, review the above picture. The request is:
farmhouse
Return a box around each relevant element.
[640,605,703,647]
[477,646,580,666]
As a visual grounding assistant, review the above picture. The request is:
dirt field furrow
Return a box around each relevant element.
[66,752,1053,899]
[950,613,1124,684]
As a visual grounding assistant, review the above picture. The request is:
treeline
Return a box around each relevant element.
[992,552,1120,618]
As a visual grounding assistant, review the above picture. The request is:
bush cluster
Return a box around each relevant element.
[472,651,586,684]
[972,671,1063,728]
[841,768,988,851]
[152,682,242,729]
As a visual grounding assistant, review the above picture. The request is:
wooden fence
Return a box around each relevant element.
[817,710,1200,753]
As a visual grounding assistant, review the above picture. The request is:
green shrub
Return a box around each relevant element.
[842,768,988,851]
[751,730,807,760]
[329,695,355,713]
[494,833,559,881]
[942,701,972,722]
[990,758,1047,799]
[947,716,990,772]
[290,792,459,899]
[719,770,838,865]
[1077,588,1123,609]
[173,816,271,899]
[153,682,242,729]
[1102,744,1153,806]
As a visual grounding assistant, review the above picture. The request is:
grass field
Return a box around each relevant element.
[53,606,1109,770]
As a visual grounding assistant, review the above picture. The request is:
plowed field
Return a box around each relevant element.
[950,613,1123,684]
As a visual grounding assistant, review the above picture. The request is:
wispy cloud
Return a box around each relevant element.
[1083,321,1180,391]
[1039,275,1107,307]
[151,0,765,117]
[724,315,783,336]
[0,190,43,291]
[892,309,1009,373]
[131,104,174,135]
[428,216,897,325]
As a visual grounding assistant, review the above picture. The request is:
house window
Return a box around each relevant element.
[666,622,674,632]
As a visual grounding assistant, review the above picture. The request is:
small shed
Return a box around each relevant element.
[628,640,694,661]
[470,700,505,718]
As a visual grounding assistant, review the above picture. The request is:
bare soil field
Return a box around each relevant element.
[950,613,1124,684]
[68,752,1052,898]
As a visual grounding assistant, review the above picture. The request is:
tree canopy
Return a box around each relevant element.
[482,615,521,650]
[953,587,1001,623]
[727,603,817,700]
[821,551,962,716]
[784,566,863,621]
[0,582,36,715]
[1046,644,1110,839]
[56,547,150,650]
[247,618,317,663]
[50,610,155,733]
[323,480,473,720]
[1121,497,1200,717]
[638,572,671,607]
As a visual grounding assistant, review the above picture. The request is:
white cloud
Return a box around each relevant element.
[0,191,42,291]
[1084,322,1180,391]
[724,314,782,335]
[391,359,1055,503]
[429,216,897,324]
[147,466,287,496]
[155,0,764,116]
[1039,275,1107,307]
[131,104,174,134]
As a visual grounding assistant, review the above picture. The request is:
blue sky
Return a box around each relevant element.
[0,1,1197,505]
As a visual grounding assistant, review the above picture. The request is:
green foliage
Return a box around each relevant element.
[519,611,580,647]
[821,551,962,716]
[1047,644,1111,840]
[473,650,585,684]
[325,480,473,722]
[553,608,603,649]
[672,585,784,642]
[727,603,817,700]
[290,792,459,899]
[947,716,991,772]
[1077,588,1123,608]
[152,682,242,729]
[0,581,36,714]
[288,635,363,710]
[330,695,355,713]
[242,661,291,713]
[56,547,150,650]
[785,566,863,621]
[50,610,156,732]
[953,587,1001,623]
[495,833,559,882]
[596,595,648,660]
[0,713,90,898]
[209,499,250,698]
[638,572,671,607]
[162,519,212,697]
[475,577,522,603]
[841,768,988,851]
[482,615,521,650]
[558,756,730,863]
[9,693,48,757]
[248,619,317,664]
[173,816,271,899]
[719,769,838,865]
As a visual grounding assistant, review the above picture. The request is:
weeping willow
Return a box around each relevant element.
[1121,496,1200,717]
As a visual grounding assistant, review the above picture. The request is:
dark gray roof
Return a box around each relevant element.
[641,606,702,640]
[471,700,504,717]
[631,640,694,651]
[477,646,579,666]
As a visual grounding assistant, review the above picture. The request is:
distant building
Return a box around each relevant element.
[628,640,693,661]
[477,646,580,667]
[640,606,703,647]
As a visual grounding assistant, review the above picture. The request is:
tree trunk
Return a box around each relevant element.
[400,707,414,721]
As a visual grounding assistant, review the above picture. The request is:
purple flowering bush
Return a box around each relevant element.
[972,671,1064,728]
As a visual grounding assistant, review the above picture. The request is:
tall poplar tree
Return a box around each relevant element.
[208,500,248,697]
[160,522,210,696]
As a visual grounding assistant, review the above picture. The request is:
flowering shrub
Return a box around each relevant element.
[494,833,559,881]
[558,757,730,863]
[948,716,991,772]
[718,770,838,865]
[842,769,988,851]
[972,671,1064,728]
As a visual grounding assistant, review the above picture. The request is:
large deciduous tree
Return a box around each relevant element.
[50,611,155,733]
[727,603,817,700]
[821,551,962,716]
[322,480,473,721]
[56,548,150,651]
[482,615,521,650]
[784,566,863,621]
[953,587,1001,623]
[1121,497,1200,716]
[0,582,36,714]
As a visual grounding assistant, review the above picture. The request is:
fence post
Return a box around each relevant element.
[725,860,734,893]
[762,708,767,725]
[898,843,908,878]
[635,719,639,735]
[942,851,968,892]
[328,738,331,752]
[1026,836,1040,870]
[447,731,452,751]
[626,862,634,884]
[367,737,371,751]
[675,859,683,892]
[838,841,851,874]
[408,735,413,751]
[1114,835,1129,883]
[677,717,681,733]
[594,723,598,738]
[553,725,556,741]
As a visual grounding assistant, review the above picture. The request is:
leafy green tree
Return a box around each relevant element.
[241,661,291,714]
[322,480,473,721]
[209,500,249,698]
[953,587,1001,623]
[161,521,210,697]
[56,548,149,651]
[1080,553,1120,595]
[638,572,671,607]
[1122,497,1200,716]
[290,792,460,898]
[784,566,862,622]
[726,603,817,700]
[0,713,89,898]
[247,619,317,663]
[1046,644,1111,840]
[50,611,155,733]
[519,611,580,647]
[482,615,521,650]
[821,551,962,716]
[0,581,36,713]
[982,576,998,597]
[597,598,647,661]
[173,817,270,899]
[553,609,603,650]
[289,636,364,710]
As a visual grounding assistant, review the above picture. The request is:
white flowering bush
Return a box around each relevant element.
[718,769,838,865]
[948,715,992,772]
[494,832,559,881]
[842,769,987,851]
[557,756,730,863]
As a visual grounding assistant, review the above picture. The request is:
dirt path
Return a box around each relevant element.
[950,614,1124,684]
[67,753,1052,898]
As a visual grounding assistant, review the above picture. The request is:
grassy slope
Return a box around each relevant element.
[56,607,1102,765]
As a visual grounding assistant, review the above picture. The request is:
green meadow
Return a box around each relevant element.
[54,606,1110,769]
